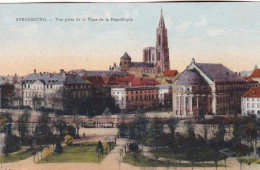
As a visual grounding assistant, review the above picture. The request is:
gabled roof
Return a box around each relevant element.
[195,63,244,83]
[69,70,128,77]
[242,87,260,98]
[105,75,160,86]
[130,62,154,68]
[249,69,260,78]
[23,72,65,85]
[163,70,178,77]
[176,69,208,86]
[65,74,91,85]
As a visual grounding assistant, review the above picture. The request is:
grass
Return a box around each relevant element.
[38,142,114,163]
[122,151,223,167]
[0,148,38,163]
[237,158,260,164]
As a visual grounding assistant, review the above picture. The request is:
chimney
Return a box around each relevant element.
[34,69,36,74]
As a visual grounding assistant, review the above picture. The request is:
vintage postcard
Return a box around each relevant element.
[0,1,260,170]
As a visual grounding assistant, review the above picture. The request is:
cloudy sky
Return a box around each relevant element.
[0,2,260,75]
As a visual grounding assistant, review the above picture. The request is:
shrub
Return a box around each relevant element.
[43,147,52,158]
[64,135,73,146]
[231,144,253,157]
[129,142,138,152]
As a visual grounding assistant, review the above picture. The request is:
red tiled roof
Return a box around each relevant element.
[163,70,178,77]
[242,87,260,98]
[242,77,256,82]
[106,75,160,86]
[83,76,105,87]
[249,69,260,78]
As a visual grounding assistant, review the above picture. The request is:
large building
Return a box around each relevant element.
[241,87,260,115]
[22,69,66,110]
[172,59,259,116]
[111,9,171,77]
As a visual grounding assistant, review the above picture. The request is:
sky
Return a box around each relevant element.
[0,2,260,76]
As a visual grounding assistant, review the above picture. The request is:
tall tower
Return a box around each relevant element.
[156,8,170,74]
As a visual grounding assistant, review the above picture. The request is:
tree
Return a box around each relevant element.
[232,122,243,145]
[96,141,104,161]
[2,133,20,156]
[216,122,226,149]
[167,117,178,146]
[132,114,148,144]
[129,142,138,152]
[32,95,43,111]
[185,120,196,140]
[54,138,63,154]
[1,83,14,108]
[146,117,164,158]
[46,88,63,110]
[35,113,53,146]
[0,113,12,133]
[18,111,31,144]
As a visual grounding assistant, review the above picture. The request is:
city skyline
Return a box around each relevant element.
[1,2,260,76]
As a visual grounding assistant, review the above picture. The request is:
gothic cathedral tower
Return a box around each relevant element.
[156,9,170,74]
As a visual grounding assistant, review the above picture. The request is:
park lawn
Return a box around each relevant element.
[0,148,37,163]
[38,142,113,163]
[122,151,221,167]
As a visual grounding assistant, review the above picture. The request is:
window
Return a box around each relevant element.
[258,111,260,115]
[258,103,260,108]
[247,98,250,101]
[247,103,250,108]
[252,103,255,108]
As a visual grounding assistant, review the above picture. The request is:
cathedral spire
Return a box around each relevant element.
[158,7,165,28]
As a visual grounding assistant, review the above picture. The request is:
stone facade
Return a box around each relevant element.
[111,86,159,111]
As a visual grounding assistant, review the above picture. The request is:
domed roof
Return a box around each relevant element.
[120,52,131,60]
[176,69,208,86]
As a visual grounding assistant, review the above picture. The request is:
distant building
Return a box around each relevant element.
[111,86,159,111]
[157,85,172,108]
[172,59,259,116]
[63,73,92,99]
[112,9,170,77]
[241,87,260,115]
[22,69,66,110]
[240,64,258,77]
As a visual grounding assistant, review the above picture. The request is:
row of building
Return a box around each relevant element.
[1,9,260,116]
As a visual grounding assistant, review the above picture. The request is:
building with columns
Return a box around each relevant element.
[172,59,259,116]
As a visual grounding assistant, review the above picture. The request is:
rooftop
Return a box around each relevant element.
[195,63,244,83]
[242,87,260,98]
[130,62,154,68]
[249,69,260,78]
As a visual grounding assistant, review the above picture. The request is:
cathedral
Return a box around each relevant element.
[109,9,170,77]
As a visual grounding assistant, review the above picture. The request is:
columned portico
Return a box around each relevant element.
[212,92,217,115]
